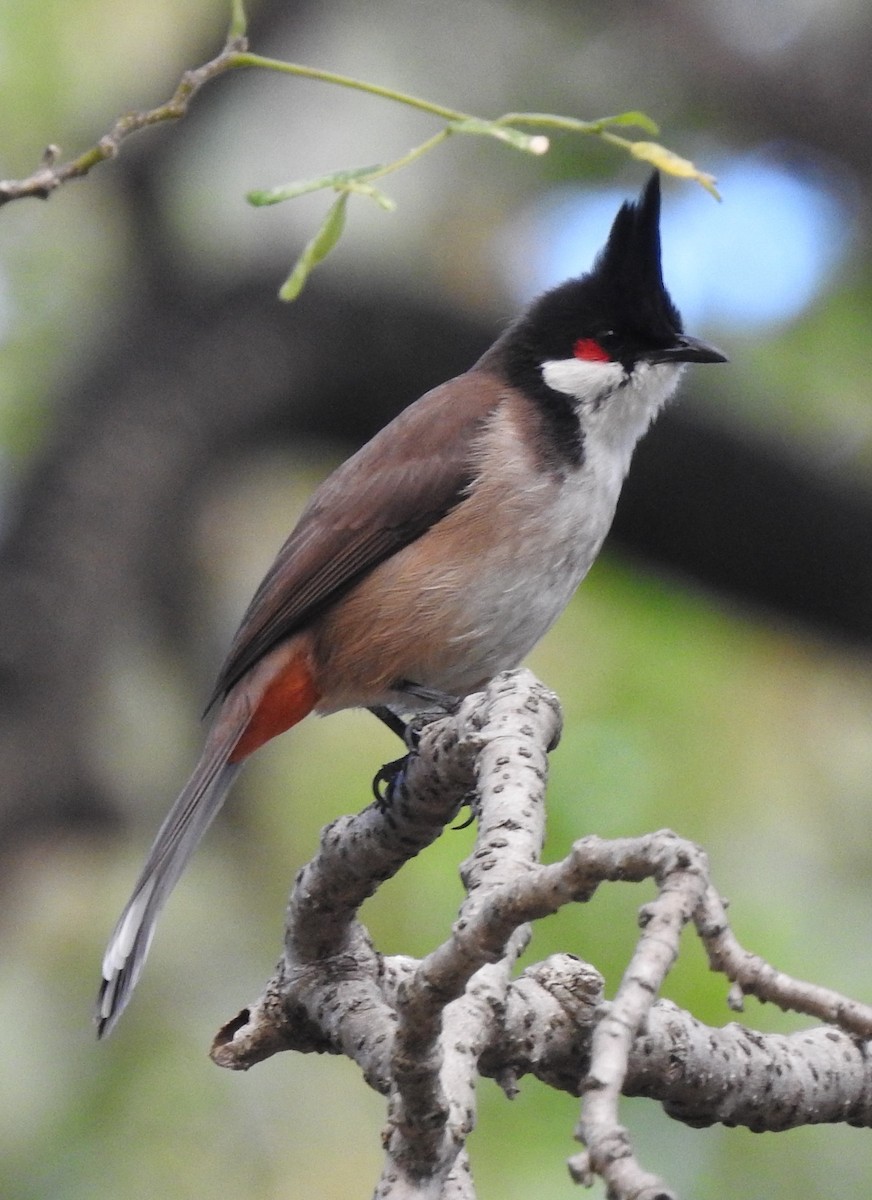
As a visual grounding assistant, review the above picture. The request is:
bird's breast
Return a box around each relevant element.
[311,399,628,711]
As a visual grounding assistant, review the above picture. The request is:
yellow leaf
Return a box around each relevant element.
[630,142,721,199]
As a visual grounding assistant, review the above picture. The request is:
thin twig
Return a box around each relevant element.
[0,5,717,226]
[0,34,250,206]
[696,884,872,1037]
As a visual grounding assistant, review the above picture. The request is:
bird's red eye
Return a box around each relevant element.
[573,338,611,363]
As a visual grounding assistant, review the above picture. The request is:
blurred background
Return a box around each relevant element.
[1,0,872,1197]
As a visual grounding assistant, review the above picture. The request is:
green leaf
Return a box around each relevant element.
[279,192,349,301]
[448,117,549,155]
[248,164,383,207]
[597,110,659,135]
[492,110,660,138]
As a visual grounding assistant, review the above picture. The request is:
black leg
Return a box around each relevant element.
[369,706,410,807]
[369,684,461,808]
[368,704,409,741]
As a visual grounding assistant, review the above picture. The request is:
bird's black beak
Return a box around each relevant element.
[648,334,728,365]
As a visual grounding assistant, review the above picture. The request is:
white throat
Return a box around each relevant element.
[541,356,685,465]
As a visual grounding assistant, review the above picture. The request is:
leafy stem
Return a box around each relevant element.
[0,1,719,299]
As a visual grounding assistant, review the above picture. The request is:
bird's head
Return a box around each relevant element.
[493,173,727,414]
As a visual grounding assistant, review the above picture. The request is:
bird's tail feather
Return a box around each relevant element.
[96,717,247,1038]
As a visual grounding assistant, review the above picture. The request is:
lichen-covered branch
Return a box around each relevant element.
[696,884,872,1036]
[380,676,560,1193]
[210,670,872,1200]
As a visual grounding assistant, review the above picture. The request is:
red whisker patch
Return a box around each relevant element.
[573,338,611,363]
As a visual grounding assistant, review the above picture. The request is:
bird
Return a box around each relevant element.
[96,171,726,1037]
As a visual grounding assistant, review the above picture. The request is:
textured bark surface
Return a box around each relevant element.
[210,672,872,1200]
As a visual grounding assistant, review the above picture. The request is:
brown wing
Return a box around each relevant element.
[207,367,506,706]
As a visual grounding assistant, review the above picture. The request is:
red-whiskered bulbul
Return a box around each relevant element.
[96,171,726,1036]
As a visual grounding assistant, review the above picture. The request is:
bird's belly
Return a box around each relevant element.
[415,540,590,691]
[311,471,617,710]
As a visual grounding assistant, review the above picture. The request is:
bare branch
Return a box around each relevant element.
[571,835,709,1200]
[696,885,872,1037]
[630,1000,872,1132]
[211,672,557,1073]
[208,671,872,1199]
[485,958,872,1129]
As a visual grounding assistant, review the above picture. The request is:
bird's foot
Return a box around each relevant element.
[452,792,478,830]
[369,685,461,809]
[372,753,411,808]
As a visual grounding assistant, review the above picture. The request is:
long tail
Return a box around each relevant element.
[95,718,247,1038]
[96,638,321,1038]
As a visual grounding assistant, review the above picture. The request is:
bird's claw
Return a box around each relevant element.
[451,790,479,830]
[372,754,410,808]
[370,701,459,809]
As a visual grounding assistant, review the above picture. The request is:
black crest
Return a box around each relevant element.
[588,170,682,346]
[490,172,684,381]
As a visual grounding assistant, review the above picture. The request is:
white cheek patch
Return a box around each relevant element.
[541,357,625,404]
